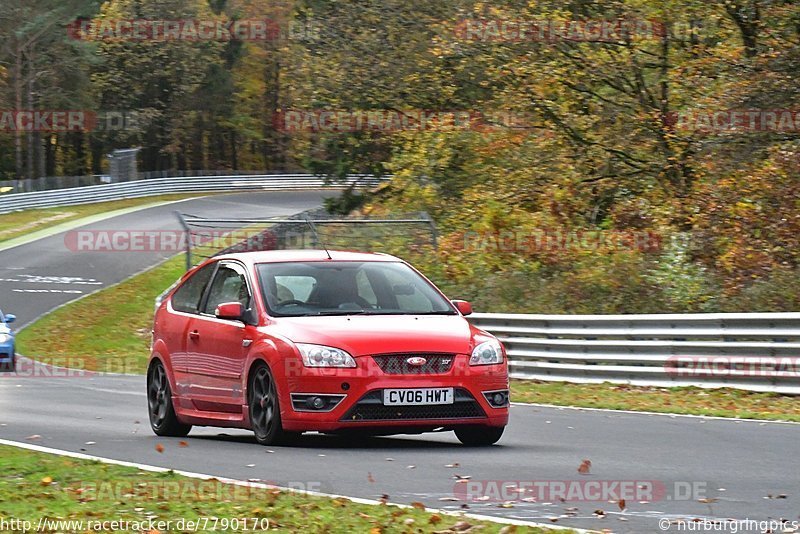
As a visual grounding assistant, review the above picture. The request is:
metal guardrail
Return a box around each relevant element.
[0,174,383,214]
[469,312,800,394]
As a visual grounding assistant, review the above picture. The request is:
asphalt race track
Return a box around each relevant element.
[0,191,798,533]
[0,191,336,328]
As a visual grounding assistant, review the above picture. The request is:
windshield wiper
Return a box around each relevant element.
[360,310,457,316]
[311,310,368,316]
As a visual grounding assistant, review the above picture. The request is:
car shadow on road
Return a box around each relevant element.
[189,431,513,450]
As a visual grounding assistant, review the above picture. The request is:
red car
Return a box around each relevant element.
[148,250,509,446]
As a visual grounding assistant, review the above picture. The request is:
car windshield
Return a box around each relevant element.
[257,261,457,317]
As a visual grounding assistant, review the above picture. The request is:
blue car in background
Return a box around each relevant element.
[0,309,16,371]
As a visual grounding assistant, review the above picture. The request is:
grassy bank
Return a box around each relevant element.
[16,256,186,373]
[511,380,800,422]
[16,254,800,422]
[0,445,548,533]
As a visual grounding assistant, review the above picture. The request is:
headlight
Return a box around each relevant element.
[296,343,356,368]
[0,334,10,344]
[470,340,504,366]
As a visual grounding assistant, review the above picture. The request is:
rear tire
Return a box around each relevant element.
[455,426,505,446]
[147,361,192,437]
[249,363,299,446]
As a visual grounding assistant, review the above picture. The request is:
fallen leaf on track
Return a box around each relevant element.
[577,459,592,475]
[155,444,164,453]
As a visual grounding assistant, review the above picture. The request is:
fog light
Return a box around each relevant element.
[291,393,346,412]
[306,396,326,410]
[483,390,509,408]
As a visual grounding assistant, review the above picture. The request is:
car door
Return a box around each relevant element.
[186,261,255,413]
[164,262,216,403]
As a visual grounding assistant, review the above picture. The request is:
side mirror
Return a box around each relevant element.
[4,314,15,324]
[215,302,245,321]
[452,300,473,316]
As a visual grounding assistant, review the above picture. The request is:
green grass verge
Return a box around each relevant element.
[0,193,208,245]
[16,255,800,422]
[0,445,550,533]
[511,380,800,422]
[16,255,186,373]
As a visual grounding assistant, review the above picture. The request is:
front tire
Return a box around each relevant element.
[249,363,299,446]
[455,425,505,446]
[147,360,191,437]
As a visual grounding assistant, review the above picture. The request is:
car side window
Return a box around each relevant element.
[203,264,251,315]
[171,263,215,313]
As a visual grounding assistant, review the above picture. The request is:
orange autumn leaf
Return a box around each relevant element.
[577,459,591,474]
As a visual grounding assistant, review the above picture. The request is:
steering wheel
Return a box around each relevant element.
[276,299,306,307]
[351,296,376,309]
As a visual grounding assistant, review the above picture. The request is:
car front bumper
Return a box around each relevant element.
[277,355,509,433]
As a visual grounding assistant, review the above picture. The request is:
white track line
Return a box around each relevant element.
[0,438,589,532]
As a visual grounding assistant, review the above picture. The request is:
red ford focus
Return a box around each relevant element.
[148,250,509,446]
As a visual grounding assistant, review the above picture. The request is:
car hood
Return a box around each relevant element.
[266,314,473,356]
[0,325,10,335]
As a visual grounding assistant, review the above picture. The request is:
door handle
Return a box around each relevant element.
[188,330,200,341]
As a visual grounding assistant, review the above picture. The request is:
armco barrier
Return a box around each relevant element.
[0,174,382,214]
[468,312,800,394]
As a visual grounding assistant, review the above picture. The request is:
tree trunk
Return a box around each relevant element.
[14,50,24,179]
[45,134,56,176]
[229,129,238,170]
[726,2,760,58]
[26,65,35,180]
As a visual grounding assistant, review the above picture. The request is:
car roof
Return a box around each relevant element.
[210,249,403,265]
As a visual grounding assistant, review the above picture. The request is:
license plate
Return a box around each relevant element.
[383,388,454,406]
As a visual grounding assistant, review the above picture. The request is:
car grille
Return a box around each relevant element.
[372,353,456,375]
[340,388,486,422]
